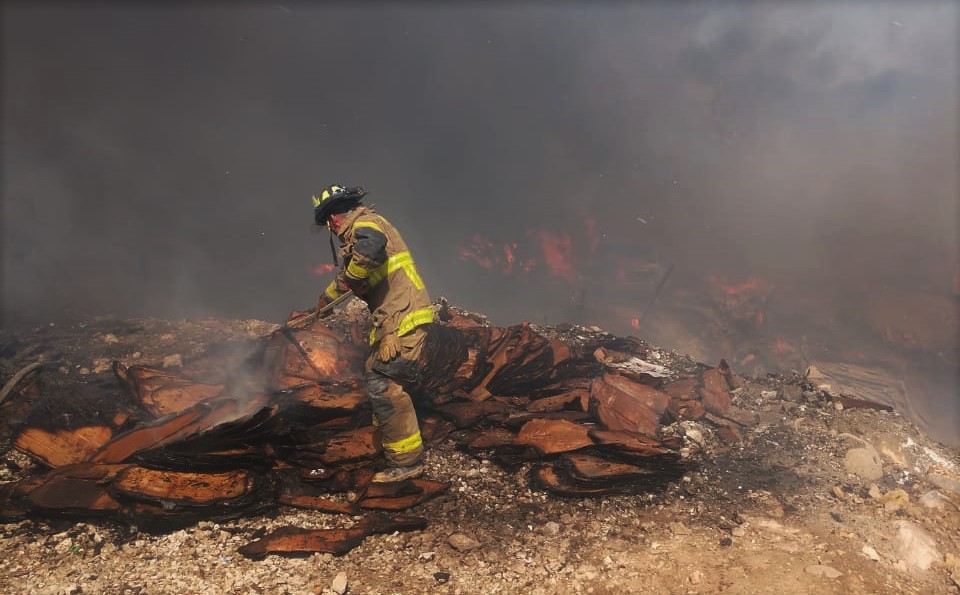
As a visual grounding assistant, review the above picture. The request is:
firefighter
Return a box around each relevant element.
[312,184,434,483]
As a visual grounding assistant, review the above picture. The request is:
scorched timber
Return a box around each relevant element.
[4,304,739,556]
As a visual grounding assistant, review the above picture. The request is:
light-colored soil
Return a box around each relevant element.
[0,316,957,595]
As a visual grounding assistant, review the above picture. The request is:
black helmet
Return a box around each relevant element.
[312,184,367,225]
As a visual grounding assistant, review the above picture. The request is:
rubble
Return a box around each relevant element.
[0,306,957,594]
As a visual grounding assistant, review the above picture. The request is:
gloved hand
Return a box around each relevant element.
[377,333,400,362]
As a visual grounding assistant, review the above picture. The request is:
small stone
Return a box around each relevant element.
[132,352,142,359]
[844,448,883,481]
[918,490,948,510]
[688,570,702,585]
[927,473,960,499]
[831,485,846,500]
[719,537,733,547]
[862,545,881,561]
[418,551,435,561]
[882,489,910,511]
[778,385,803,402]
[78,367,91,375]
[162,354,183,368]
[434,572,450,583]
[542,522,561,537]
[805,564,842,579]
[893,520,940,572]
[331,571,348,594]
[684,428,704,445]
[731,526,746,538]
[867,484,883,500]
[447,533,481,552]
[102,333,120,344]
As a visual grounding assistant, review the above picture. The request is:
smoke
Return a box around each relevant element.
[2,2,957,441]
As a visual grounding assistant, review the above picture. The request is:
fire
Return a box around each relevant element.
[312,263,336,275]
[457,223,600,285]
[459,234,535,276]
[533,230,577,283]
[711,276,769,296]
[630,317,641,330]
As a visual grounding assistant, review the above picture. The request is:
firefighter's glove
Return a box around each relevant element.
[377,333,401,362]
[314,295,334,319]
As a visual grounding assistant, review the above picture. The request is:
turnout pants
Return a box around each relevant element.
[364,327,426,467]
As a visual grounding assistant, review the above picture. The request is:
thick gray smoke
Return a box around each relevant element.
[2,3,957,442]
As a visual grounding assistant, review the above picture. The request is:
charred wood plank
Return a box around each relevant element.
[238,514,428,558]
[358,479,449,511]
[14,425,114,468]
[515,419,593,455]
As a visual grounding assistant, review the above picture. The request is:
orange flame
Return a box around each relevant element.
[534,230,577,283]
[712,276,768,296]
[631,317,640,329]
[312,263,336,275]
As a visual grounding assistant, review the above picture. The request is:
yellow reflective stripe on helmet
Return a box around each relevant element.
[369,326,377,345]
[397,307,434,336]
[382,430,423,456]
[324,280,343,300]
[312,195,322,208]
[346,259,372,279]
[367,251,425,290]
[352,221,384,234]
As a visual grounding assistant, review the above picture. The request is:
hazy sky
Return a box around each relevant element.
[3,2,956,324]
[1,1,957,443]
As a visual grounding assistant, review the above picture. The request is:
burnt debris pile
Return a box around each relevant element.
[0,303,744,557]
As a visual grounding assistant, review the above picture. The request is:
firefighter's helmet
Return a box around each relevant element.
[312,184,367,225]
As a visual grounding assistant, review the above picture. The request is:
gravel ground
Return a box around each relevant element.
[0,316,958,595]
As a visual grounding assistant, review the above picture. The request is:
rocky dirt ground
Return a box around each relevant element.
[0,314,958,595]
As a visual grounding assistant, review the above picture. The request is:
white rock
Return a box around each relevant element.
[102,333,120,344]
[331,571,348,594]
[918,490,948,510]
[894,520,940,572]
[162,354,183,368]
[862,545,881,561]
[805,564,842,579]
[542,522,561,536]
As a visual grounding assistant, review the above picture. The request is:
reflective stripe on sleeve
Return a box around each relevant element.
[346,259,373,279]
[324,280,343,300]
[368,307,434,345]
[397,307,434,336]
[367,251,425,290]
[382,430,423,456]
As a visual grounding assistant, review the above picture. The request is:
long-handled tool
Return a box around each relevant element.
[282,290,355,330]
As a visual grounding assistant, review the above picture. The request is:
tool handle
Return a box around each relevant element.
[283,290,355,329]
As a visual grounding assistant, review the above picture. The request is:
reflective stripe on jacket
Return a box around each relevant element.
[324,206,434,344]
